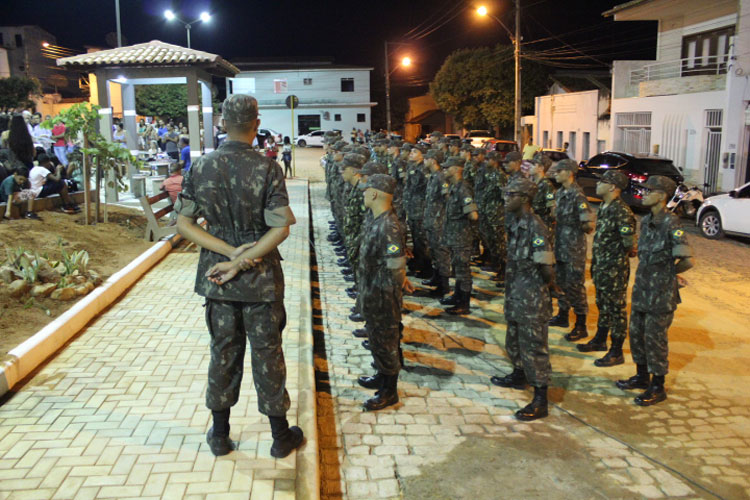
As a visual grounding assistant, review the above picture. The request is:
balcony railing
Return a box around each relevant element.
[630,55,729,85]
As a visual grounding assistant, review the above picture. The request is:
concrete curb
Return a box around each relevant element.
[0,233,182,398]
[295,179,321,500]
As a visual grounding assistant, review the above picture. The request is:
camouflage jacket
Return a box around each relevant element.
[632,208,692,313]
[476,164,508,217]
[404,160,428,220]
[443,179,478,248]
[175,140,295,302]
[357,209,406,323]
[591,197,636,272]
[532,177,556,228]
[343,178,366,239]
[464,159,479,187]
[424,169,449,232]
[554,182,595,263]
[505,210,555,323]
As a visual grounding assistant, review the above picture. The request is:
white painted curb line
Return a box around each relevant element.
[1,234,181,397]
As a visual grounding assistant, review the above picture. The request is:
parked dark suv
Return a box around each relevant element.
[577,152,684,208]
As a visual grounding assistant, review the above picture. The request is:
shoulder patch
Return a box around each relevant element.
[443,182,449,189]
[673,229,684,238]
[387,244,400,254]
[464,197,473,204]
[620,226,633,234]
[546,193,554,200]
[579,202,588,209]
[532,237,545,247]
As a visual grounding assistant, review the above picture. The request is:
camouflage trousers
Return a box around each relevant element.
[450,246,473,293]
[555,259,588,315]
[366,320,401,376]
[204,299,291,416]
[505,319,551,387]
[593,265,629,341]
[408,218,430,269]
[629,310,673,376]
[478,218,507,267]
[425,224,450,276]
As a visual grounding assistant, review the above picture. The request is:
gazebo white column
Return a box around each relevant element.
[95,71,118,202]
[121,83,139,154]
[201,81,214,152]
[186,74,202,165]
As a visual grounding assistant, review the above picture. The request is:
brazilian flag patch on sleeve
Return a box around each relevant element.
[387,244,400,254]
[546,193,554,200]
[620,226,633,234]
[532,237,545,247]
[464,197,473,204]
[673,229,684,238]
[579,202,588,209]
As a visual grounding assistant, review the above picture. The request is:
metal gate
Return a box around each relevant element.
[703,109,723,194]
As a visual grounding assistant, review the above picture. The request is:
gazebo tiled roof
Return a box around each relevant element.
[56,40,239,77]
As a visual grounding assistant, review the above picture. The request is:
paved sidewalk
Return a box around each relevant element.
[0,180,315,500]
[310,183,750,500]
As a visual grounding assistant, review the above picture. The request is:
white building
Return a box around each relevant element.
[226,60,375,141]
[533,89,611,163]
[607,0,750,192]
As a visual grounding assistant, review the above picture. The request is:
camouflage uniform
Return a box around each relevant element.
[344,176,367,271]
[388,151,406,225]
[553,182,594,316]
[176,138,295,416]
[504,190,555,387]
[475,155,508,270]
[403,156,430,272]
[443,176,478,293]
[591,197,636,342]
[630,206,691,376]
[424,160,451,277]
[532,177,556,233]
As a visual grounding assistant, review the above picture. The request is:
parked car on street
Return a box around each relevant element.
[466,130,495,148]
[483,139,519,159]
[696,181,750,239]
[577,151,684,208]
[295,130,329,147]
[542,148,570,162]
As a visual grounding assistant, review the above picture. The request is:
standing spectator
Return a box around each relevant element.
[51,119,69,166]
[179,125,189,143]
[6,114,36,170]
[351,127,357,144]
[364,129,371,143]
[522,136,540,161]
[164,124,180,160]
[179,137,191,172]
[1,167,38,220]
[31,113,53,151]
[157,120,168,150]
[30,153,79,213]
[281,136,292,178]
[137,119,148,149]
[265,135,278,163]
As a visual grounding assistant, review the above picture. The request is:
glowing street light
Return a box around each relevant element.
[384,41,414,136]
[42,41,50,48]
[163,9,212,48]
[401,56,412,67]
[477,5,488,16]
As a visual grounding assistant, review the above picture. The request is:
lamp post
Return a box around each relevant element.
[384,41,412,137]
[164,10,211,49]
[477,3,521,145]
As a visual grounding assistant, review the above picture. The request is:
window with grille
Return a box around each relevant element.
[357,113,366,122]
[303,78,312,85]
[334,114,341,121]
[615,112,652,154]
[682,26,734,76]
[705,109,723,128]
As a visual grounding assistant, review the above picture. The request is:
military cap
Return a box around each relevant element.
[548,158,578,173]
[374,132,388,140]
[353,146,371,158]
[531,152,552,170]
[342,153,366,169]
[425,149,445,163]
[449,139,461,147]
[341,144,355,153]
[460,143,473,152]
[503,176,538,199]
[443,155,465,168]
[388,139,404,148]
[486,151,500,161]
[471,147,485,157]
[502,151,522,163]
[429,130,444,138]
[221,94,259,125]
[640,175,676,195]
[332,140,348,150]
[600,169,629,190]
[411,144,427,154]
[438,137,450,145]
[362,174,397,195]
[360,161,388,176]
[401,143,414,152]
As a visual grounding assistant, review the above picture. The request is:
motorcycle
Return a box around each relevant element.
[667,183,704,219]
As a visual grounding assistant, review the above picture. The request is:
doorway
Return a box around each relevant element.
[298,114,321,135]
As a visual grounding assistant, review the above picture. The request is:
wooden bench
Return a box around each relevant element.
[0,190,93,219]
[139,191,177,241]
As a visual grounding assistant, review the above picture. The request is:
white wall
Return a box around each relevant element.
[534,90,601,162]
[257,106,371,143]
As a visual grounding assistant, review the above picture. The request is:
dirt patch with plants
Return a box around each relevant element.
[0,206,154,357]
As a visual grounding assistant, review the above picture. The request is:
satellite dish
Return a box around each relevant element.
[105,32,128,48]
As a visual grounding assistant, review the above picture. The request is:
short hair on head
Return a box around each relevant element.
[180,137,189,145]
[169,163,182,174]
[14,166,30,178]
[224,121,256,135]
[37,153,51,164]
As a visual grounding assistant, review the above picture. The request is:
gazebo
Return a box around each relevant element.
[56,40,239,185]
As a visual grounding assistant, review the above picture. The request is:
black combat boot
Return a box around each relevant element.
[415,264,432,280]
[564,313,588,342]
[577,326,608,352]
[439,284,461,306]
[429,275,450,298]
[634,375,667,406]
[548,308,570,328]
[515,386,549,421]
[446,289,470,315]
[616,363,650,390]
[341,267,354,276]
[352,328,367,338]
[421,267,441,287]
[361,340,371,350]
[358,372,384,389]
[346,289,358,299]
[337,257,349,266]
[349,311,364,322]
[206,409,235,456]
[595,337,625,367]
[343,274,355,282]
[363,374,399,411]
[269,416,304,458]
[490,368,527,390]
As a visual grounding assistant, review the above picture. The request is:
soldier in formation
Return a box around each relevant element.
[475,150,508,285]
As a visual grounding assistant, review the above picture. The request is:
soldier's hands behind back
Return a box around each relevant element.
[403,278,416,294]
[230,241,257,260]
[206,261,242,285]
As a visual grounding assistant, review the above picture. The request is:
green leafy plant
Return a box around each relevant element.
[57,239,89,276]
[23,297,51,316]
[4,247,40,283]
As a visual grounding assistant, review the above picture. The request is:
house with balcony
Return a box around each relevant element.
[226,59,375,141]
[606,0,750,192]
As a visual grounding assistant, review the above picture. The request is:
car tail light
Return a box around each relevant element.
[627,172,648,184]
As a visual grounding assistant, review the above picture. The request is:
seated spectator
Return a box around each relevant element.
[179,137,191,172]
[159,162,183,204]
[113,122,127,144]
[1,167,39,220]
[30,154,79,214]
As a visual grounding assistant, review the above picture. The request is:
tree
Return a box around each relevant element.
[0,76,42,109]
[135,84,187,122]
[429,45,550,131]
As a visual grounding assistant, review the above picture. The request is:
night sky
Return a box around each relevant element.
[5,0,657,97]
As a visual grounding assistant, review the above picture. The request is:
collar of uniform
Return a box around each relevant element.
[372,208,393,222]
[509,211,530,231]
[218,140,255,152]
[648,206,669,225]
[559,183,579,198]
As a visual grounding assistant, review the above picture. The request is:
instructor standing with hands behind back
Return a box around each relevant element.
[176,94,304,459]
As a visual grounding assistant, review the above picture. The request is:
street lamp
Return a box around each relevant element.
[477,3,521,145]
[163,10,211,49]
[384,41,413,137]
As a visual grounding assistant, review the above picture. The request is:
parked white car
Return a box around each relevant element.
[696,181,750,239]
[295,130,328,147]
[466,130,494,148]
